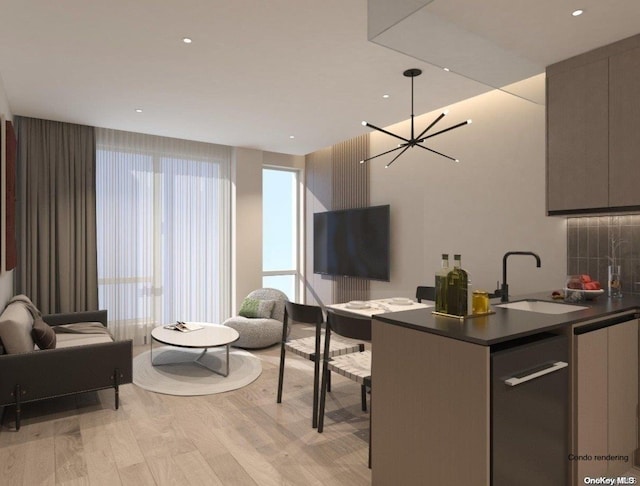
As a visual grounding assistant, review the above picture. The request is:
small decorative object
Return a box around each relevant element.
[608,264,622,299]
[608,236,624,299]
[472,290,490,315]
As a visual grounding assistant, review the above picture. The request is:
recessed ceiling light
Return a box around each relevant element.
[572,9,584,16]
[289,135,295,139]
[182,37,193,44]
[382,94,390,99]
[443,67,450,72]
[135,108,143,113]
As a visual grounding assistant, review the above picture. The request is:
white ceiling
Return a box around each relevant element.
[0,0,639,156]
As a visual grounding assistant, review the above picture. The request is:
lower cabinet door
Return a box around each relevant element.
[574,317,639,482]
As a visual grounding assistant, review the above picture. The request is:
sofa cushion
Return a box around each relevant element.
[238,298,275,319]
[55,333,114,349]
[32,317,57,350]
[0,301,36,354]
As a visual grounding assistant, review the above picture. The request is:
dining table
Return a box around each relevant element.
[325,298,433,318]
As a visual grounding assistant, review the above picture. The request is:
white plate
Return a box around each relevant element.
[390,298,413,305]
[346,301,370,309]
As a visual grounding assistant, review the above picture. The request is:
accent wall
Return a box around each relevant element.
[0,75,14,308]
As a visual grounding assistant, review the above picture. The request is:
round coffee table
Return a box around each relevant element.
[150,323,239,377]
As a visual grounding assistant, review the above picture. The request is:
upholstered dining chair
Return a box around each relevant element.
[416,285,436,302]
[277,301,365,428]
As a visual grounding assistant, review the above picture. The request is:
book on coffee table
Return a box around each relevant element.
[164,321,204,332]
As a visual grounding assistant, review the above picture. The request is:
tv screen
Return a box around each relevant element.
[313,205,390,281]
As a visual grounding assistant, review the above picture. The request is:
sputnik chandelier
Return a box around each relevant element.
[360,68,472,168]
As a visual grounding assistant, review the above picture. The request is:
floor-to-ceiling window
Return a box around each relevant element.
[262,167,300,301]
[95,129,231,343]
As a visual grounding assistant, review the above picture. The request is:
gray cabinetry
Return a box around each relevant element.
[371,320,490,485]
[547,59,608,212]
[573,316,639,480]
[546,34,640,214]
[609,46,640,208]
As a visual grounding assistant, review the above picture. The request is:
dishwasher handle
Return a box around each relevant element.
[504,361,568,387]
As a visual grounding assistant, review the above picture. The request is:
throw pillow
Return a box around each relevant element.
[32,317,57,350]
[0,302,36,353]
[238,298,276,319]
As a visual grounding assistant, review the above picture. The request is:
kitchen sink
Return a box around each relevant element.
[496,300,588,314]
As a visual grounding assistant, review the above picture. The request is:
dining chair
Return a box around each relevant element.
[277,302,365,428]
[317,310,372,465]
[416,286,436,302]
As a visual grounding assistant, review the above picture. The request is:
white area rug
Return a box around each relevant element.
[133,347,262,396]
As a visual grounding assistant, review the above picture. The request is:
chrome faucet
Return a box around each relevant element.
[501,251,542,303]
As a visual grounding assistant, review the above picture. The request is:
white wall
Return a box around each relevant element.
[0,75,14,308]
[232,148,304,313]
[263,151,305,170]
[368,88,566,300]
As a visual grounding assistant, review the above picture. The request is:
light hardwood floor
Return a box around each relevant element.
[0,338,371,486]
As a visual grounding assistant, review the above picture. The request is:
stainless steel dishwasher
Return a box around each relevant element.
[491,333,568,485]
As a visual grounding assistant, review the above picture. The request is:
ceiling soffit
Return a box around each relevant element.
[368,0,543,104]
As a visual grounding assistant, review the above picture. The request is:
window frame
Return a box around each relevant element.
[262,166,303,302]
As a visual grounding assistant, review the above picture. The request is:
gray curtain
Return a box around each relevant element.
[15,116,98,314]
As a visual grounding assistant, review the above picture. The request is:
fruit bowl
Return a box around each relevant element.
[583,289,605,300]
[563,288,605,300]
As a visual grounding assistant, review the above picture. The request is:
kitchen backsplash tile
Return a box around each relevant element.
[567,215,640,295]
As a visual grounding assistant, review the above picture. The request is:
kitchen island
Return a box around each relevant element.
[370,293,640,485]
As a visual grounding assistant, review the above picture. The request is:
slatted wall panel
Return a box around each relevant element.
[331,134,370,303]
[304,147,333,307]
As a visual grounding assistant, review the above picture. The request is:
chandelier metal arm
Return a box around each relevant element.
[414,111,446,143]
[362,121,411,144]
[384,144,412,168]
[415,143,458,162]
[419,120,471,142]
[360,144,405,164]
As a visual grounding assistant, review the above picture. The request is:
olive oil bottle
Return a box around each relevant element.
[447,254,469,316]
[435,254,450,313]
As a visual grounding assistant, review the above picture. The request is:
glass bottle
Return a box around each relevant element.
[435,254,449,313]
[447,254,469,316]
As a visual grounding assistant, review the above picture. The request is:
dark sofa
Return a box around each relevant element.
[0,298,132,430]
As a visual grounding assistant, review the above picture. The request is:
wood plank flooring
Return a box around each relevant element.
[0,338,371,485]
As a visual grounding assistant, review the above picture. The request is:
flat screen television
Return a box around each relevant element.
[313,204,390,281]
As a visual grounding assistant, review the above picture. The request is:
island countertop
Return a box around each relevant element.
[373,292,640,346]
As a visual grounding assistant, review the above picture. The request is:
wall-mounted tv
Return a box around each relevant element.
[313,204,390,281]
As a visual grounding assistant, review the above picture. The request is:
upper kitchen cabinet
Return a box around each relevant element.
[547,59,609,213]
[609,46,640,208]
[546,34,640,215]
